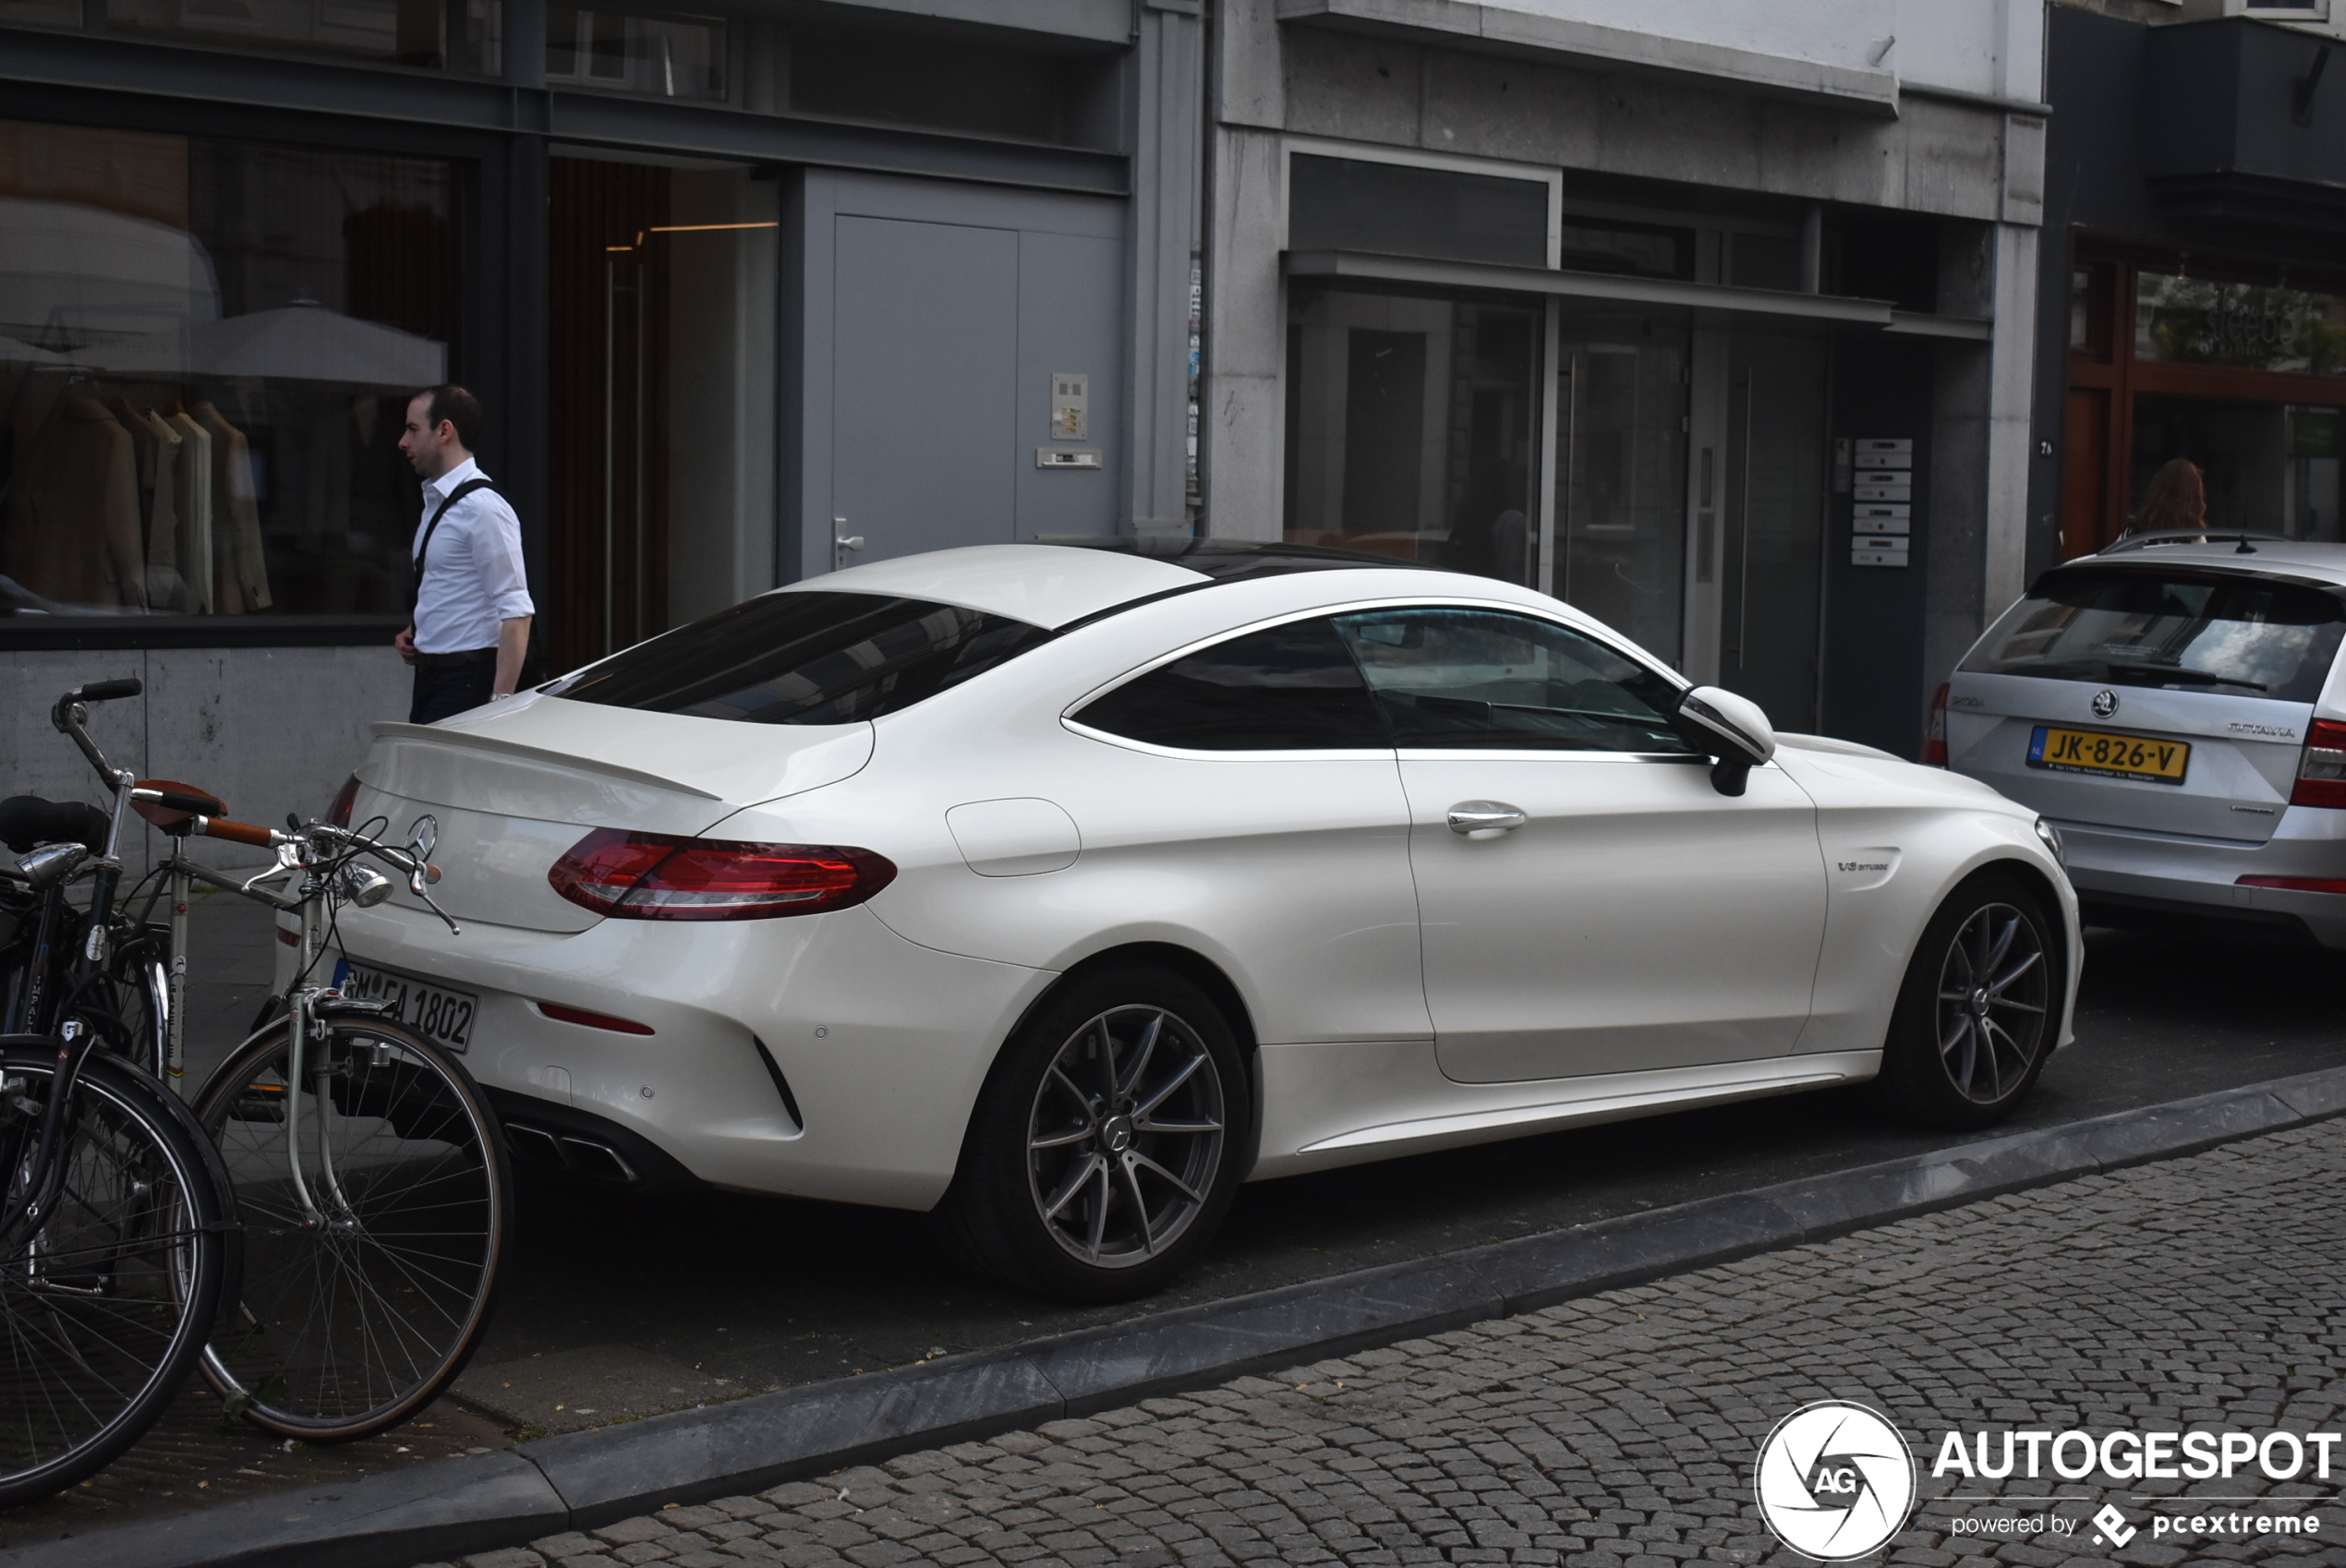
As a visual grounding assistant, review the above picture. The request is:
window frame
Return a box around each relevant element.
[1060,596,1698,764]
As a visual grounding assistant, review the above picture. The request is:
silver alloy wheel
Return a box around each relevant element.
[1026,1004,1226,1270]
[1934,901,2050,1104]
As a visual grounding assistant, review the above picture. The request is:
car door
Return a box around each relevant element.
[1331,605,1829,1084]
[1062,613,1429,1050]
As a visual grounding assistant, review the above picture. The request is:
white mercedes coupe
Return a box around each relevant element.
[326,540,2079,1301]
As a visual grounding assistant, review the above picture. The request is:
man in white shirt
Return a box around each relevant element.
[394,385,536,724]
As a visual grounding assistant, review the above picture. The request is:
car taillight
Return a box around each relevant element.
[1923,683,1949,767]
[547,828,896,921]
[2291,719,2346,809]
[328,774,361,828]
[2238,874,2346,895]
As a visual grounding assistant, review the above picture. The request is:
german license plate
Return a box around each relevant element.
[335,959,478,1053]
[2026,725,2191,785]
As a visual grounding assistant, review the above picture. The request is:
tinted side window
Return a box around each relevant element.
[548,592,1051,724]
[1073,618,1390,751]
[1335,608,1691,753]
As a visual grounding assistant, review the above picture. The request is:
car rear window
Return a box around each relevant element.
[546,591,1052,724]
[1962,568,2346,704]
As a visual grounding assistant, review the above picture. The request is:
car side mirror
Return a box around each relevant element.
[1671,685,1776,798]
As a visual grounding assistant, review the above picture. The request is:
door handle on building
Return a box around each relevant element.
[833,521,864,573]
[1447,801,1528,838]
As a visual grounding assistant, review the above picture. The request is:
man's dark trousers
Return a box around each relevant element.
[409,650,497,724]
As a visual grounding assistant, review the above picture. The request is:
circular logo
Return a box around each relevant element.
[2091,688,2120,718]
[1754,1400,1917,1562]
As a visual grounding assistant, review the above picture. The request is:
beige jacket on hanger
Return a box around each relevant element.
[6,395,144,608]
[192,401,271,613]
[115,399,191,612]
[166,408,216,613]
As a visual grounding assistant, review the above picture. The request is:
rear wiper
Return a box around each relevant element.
[2104,661,2267,692]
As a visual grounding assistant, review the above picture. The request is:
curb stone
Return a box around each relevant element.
[12,1061,2346,1566]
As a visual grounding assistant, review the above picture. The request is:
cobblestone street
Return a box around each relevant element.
[416,1121,2346,1568]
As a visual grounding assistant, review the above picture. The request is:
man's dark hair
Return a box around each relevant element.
[415,384,485,452]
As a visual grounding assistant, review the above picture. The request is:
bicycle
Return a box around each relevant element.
[25,679,515,1445]
[0,679,241,1506]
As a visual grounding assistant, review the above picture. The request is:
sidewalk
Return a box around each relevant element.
[423,1120,2346,1568]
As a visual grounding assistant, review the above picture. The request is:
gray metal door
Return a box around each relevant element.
[830,215,1018,567]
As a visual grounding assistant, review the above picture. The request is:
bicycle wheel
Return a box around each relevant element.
[0,1042,238,1507]
[192,1015,511,1441]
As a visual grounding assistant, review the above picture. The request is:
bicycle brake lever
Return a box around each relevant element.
[239,842,301,896]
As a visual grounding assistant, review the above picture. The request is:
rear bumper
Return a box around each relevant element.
[2053,816,2346,947]
[327,899,1051,1210]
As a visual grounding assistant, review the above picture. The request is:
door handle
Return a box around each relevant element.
[1447,801,1528,838]
[833,519,864,573]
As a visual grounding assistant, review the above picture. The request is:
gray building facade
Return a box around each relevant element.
[1195,0,2049,757]
[0,0,1204,839]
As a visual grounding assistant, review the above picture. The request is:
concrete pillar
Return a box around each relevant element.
[1127,2,1205,536]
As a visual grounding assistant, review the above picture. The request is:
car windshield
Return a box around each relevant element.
[546,591,1053,724]
[1962,568,2346,704]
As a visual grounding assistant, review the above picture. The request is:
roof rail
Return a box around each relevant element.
[2099,528,2291,556]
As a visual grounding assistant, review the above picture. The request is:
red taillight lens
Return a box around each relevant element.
[536,1000,655,1034]
[2238,875,2346,895]
[328,774,361,828]
[1922,682,1950,766]
[548,828,896,921]
[2291,719,2346,809]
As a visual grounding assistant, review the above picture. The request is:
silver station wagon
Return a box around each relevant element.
[1941,534,2346,947]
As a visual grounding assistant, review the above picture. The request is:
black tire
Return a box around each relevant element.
[191,1016,512,1441]
[0,1043,239,1508]
[1880,873,2060,1129]
[936,965,1251,1304]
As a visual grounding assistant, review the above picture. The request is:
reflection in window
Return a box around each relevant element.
[1073,618,1387,751]
[547,6,723,100]
[103,0,502,73]
[548,592,1050,723]
[1283,286,1539,585]
[2134,273,2346,376]
[2132,393,2343,542]
[1336,608,1690,753]
[1556,312,1689,664]
[0,118,455,621]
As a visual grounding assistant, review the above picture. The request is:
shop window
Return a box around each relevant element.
[1288,155,1549,270]
[0,0,83,27]
[786,24,1119,148]
[1727,233,1801,293]
[0,118,457,623]
[1283,286,1540,585]
[2132,394,2344,542]
[2135,273,2346,377]
[1555,218,1693,282]
[546,6,722,101]
[102,0,502,73]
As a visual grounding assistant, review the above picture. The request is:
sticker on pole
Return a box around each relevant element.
[1754,1399,1917,1561]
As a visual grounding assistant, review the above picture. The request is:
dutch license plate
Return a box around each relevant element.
[2026,724,2191,786]
[336,959,478,1053]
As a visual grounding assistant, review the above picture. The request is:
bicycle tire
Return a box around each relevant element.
[0,1042,239,1508]
[191,1015,512,1441]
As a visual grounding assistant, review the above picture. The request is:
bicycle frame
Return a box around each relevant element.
[37,680,459,1233]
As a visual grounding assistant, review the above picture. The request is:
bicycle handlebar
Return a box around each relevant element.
[50,681,140,790]
[195,817,277,849]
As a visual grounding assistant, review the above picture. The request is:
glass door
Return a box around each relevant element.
[548,154,777,669]
[1553,310,1689,662]
[1721,332,1827,731]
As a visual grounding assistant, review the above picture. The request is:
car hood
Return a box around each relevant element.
[350,691,873,932]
